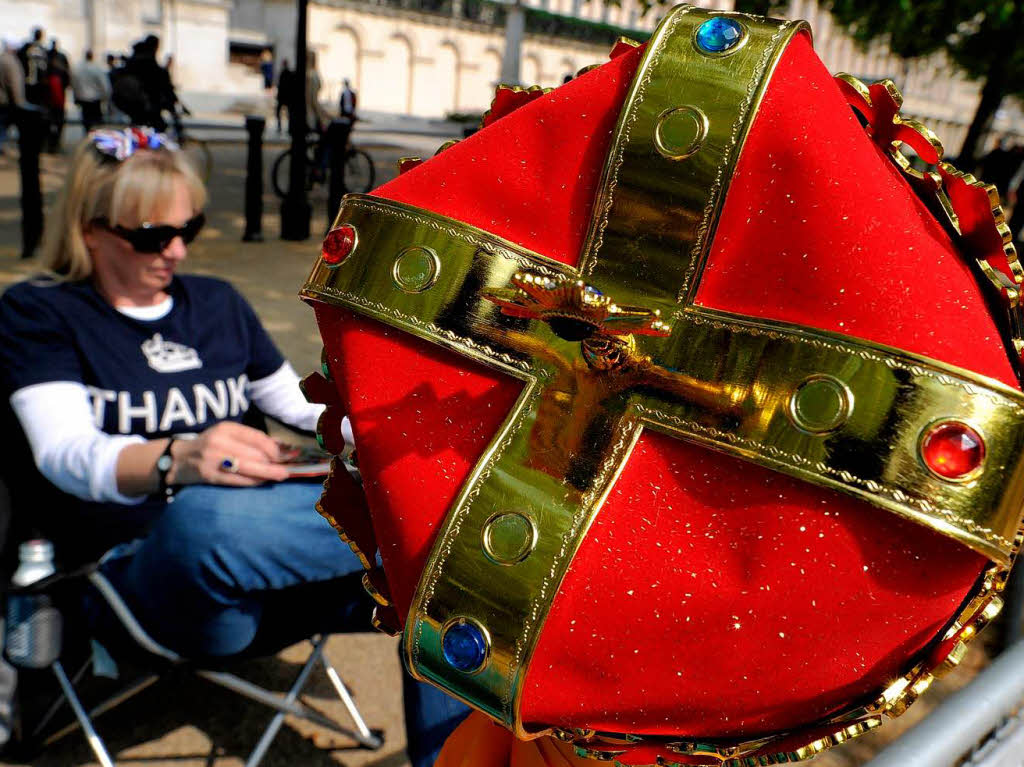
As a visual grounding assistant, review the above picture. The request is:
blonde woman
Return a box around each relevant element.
[0,128,371,656]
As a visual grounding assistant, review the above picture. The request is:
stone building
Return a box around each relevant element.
[0,0,1020,148]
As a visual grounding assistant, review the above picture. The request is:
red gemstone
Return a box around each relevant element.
[321,225,356,265]
[921,421,985,480]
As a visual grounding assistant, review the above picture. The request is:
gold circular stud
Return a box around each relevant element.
[788,375,853,435]
[654,105,710,161]
[392,246,440,293]
[481,511,538,566]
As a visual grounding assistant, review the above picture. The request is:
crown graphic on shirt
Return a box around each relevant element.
[141,333,203,373]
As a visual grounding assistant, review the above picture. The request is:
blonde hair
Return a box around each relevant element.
[40,137,207,280]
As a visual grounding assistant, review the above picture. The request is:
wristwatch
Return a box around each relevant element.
[156,436,178,502]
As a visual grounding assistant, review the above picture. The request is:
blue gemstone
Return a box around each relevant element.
[696,17,744,53]
[442,621,487,672]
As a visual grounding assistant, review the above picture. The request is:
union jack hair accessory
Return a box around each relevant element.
[89,127,179,162]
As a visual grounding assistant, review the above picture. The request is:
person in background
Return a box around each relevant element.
[46,39,70,152]
[339,78,357,121]
[306,51,328,179]
[104,53,128,123]
[275,58,293,135]
[305,51,325,135]
[72,49,111,134]
[113,35,181,132]
[0,127,375,658]
[18,28,50,142]
[19,28,48,108]
[0,38,25,156]
[259,49,274,92]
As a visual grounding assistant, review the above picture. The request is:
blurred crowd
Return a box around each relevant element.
[0,27,186,156]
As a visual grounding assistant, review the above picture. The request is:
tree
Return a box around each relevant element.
[825,0,1024,167]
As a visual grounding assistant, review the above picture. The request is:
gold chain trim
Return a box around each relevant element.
[836,73,1024,379]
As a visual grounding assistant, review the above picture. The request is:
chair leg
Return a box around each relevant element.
[51,660,115,767]
[195,635,384,761]
[319,646,378,744]
[39,672,161,749]
[32,656,91,740]
[242,636,326,767]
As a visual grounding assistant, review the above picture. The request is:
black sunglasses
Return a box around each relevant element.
[96,213,206,254]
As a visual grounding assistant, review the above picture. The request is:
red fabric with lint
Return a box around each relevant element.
[313,31,1002,738]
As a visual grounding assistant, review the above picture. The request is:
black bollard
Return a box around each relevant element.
[242,115,265,242]
[18,107,45,259]
[326,118,353,230]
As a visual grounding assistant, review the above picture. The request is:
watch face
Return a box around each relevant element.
[157,455,172,472]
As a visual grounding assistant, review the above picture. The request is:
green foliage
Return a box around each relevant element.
[825,0,1024,95]
[732,0,789,15]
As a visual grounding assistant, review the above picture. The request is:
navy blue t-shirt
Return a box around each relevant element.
[0,274,285,437]
[0,275,286,560]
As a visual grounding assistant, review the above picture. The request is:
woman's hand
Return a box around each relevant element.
[167,422,291,487]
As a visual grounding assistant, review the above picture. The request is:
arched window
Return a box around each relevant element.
[362,33,413,114]
[466,47,503,113]
[319,26,360,107]
[437,42,460,114]
[521,53,542,87]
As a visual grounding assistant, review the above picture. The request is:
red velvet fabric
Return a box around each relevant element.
[699,34,1017,388]
[314,31,1004,740]
[377,44,644,267]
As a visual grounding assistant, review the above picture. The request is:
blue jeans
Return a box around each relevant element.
[402,651,472,767]
[91,481,372,657]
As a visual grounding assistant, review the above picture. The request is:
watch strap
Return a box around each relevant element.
[156,436,177,500]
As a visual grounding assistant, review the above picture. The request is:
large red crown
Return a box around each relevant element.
[301,6,1024,764]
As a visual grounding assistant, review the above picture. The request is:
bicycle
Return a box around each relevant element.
[271,130,375,198]
[167,107,213,184]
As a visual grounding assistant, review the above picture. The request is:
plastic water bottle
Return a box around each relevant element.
[5,539,61,668]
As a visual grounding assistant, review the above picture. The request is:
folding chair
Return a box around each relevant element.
[7,563,384,767]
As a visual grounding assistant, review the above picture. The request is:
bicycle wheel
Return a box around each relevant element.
[344,149,376,193]
[179,137,213,184]
[272,144,323,198]
[271,148,292,198]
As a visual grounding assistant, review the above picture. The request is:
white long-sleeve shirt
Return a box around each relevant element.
[11,360,326,504]
[7,293,328,505]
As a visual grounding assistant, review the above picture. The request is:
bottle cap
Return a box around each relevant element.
[18,539,54,563]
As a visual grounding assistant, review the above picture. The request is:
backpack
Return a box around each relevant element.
[109,68,150,121]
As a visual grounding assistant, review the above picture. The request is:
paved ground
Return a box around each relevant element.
[0,135,1008,767]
